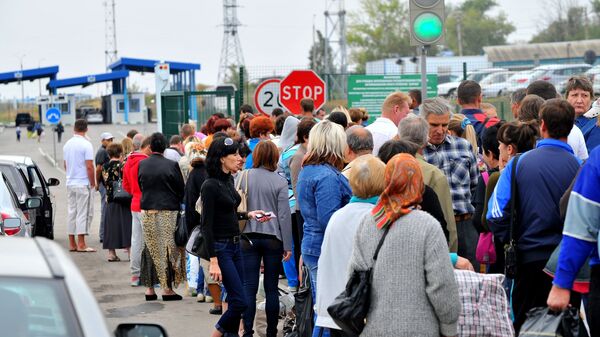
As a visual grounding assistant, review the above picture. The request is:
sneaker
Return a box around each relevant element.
[197,293,206,302]
[205,295,214,303]
[130,276,140,287]
[209,306,223,315]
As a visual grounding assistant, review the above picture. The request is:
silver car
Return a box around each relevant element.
[0,237,169,337]
[0,173,40,237]
[480,71,514,97]
[437,68,507,97]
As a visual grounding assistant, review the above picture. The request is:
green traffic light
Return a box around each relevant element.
[413,12,443,43]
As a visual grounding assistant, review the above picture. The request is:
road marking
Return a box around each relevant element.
[38,147,66,175]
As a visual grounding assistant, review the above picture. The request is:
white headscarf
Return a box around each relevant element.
[278,116,300,151]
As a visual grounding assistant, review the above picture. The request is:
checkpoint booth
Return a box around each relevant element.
[37,94,76,125]
[103,93,146,124]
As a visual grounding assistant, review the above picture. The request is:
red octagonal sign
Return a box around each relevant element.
[279,70,326,115]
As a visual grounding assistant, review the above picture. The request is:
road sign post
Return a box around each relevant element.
[254,79,283,116]
[279,70,326,115]
[45,107,61,167]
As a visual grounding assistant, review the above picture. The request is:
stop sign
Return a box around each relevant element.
[279,70,326,115]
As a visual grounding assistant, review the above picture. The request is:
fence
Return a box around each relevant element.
[239,58,514,121]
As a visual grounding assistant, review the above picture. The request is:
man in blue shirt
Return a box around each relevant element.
[457,80,500,145]
[547,147,600,335]
[487,98,580,333]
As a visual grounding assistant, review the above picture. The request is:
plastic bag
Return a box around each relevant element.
[294,264,313,337]
[519,307,587,337]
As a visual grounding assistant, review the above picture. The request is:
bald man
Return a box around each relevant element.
[342,125,374,178]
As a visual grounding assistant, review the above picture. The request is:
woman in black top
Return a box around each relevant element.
[101,142,132,262]
[138,132,186,301]
[201,137,268,337]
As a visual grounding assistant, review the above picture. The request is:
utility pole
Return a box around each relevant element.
[456,10,463,56]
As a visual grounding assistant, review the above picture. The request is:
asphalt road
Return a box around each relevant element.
[0,123,223,337]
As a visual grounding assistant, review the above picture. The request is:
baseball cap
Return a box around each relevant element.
[584,98,600,118]
[100,132,114,140]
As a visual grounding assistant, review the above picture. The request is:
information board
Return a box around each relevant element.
[347,74,438,115]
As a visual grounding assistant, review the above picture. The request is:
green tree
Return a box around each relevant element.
[445,0,515,55]
[531,1,600,43]
[346,0,413,73]
[309,30,334,74]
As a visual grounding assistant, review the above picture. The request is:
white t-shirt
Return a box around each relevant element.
[366,117,398,155]
[63,135,94,186]
[568,125,589,161]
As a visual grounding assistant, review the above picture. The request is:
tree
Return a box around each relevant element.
[309,30,335,74]
[346,0,413,73]
[445,0,515,55]
[531,0,600,43]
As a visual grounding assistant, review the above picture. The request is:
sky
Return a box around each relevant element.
[0,0,567,99]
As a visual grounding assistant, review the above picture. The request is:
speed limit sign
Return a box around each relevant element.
[254,78,283,115]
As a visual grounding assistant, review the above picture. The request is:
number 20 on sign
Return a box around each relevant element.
[254,79,283,116]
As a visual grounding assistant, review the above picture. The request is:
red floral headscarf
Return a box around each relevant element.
[371,153,424,229]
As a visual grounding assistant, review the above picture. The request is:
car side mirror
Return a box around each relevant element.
[47,178,60,187]
[25,197,42,210]
[115,323,168,337]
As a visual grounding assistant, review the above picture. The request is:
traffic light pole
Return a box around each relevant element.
[420,45,429,100]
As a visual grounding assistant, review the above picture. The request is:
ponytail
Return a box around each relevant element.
[448,114,479,156]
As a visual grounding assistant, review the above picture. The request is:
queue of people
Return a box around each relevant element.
[61,74,600,337]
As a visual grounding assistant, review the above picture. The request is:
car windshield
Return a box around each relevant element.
[0,277,83,337]
[0,165,28,200]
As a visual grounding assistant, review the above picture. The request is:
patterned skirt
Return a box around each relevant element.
[140,210,186,289]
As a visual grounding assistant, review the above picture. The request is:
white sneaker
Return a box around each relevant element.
[197,293,206,302]
[205,295,214,303]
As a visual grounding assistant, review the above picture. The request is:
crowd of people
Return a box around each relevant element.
[60,74,600,337]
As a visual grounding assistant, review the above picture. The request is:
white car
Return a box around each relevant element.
[437,68,507,97]
[505,70,535,93]
[0,237,169,337]
[480,71,514,98]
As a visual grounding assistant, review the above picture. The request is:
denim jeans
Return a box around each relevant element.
[456,218,479,271]
[302,254,330,337]
[214,239,247,334]
[241,235,283,337]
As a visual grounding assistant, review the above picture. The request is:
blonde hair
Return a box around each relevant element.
[382,92,412,115]
[331,106,352,126]
[448,114,478,156]
[349,154,386,198]
[303,120,347,170]
[121,137,134,156]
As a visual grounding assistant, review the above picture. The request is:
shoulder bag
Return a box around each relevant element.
[235,169,250,231]
[174,207,188,247]
[504,154,520,279]
[327,224,392,337]
[112,163,132,204]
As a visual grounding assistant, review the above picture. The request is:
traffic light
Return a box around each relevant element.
[409,0,445,46]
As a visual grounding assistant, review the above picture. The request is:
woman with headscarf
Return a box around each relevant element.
[349,154,460,337]
[278,116,300,152]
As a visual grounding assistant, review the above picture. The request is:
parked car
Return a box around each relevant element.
[506,70,535,93]
[0,156,59,239]
[532,64,590,90]
[86,110,104,124]
[480,71,514,98]
[0,236,169,337]
[437,68,506,97]
[15,112,33,127]
[0,173,40,237]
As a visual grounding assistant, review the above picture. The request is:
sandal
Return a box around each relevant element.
[107,256,121,262]
[76,247,97,253]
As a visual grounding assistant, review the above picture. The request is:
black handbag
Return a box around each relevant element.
[327,224,392,337]
[185,225,209,260]
[504,154,521,279]
[174,210,188,247]
[112,164,132,204]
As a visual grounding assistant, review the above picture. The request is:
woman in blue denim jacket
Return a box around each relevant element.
[297,120,352,337]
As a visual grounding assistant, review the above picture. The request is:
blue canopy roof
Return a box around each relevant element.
[48,70,130,89]
[108,57,200,73]
[0,66,59,85]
